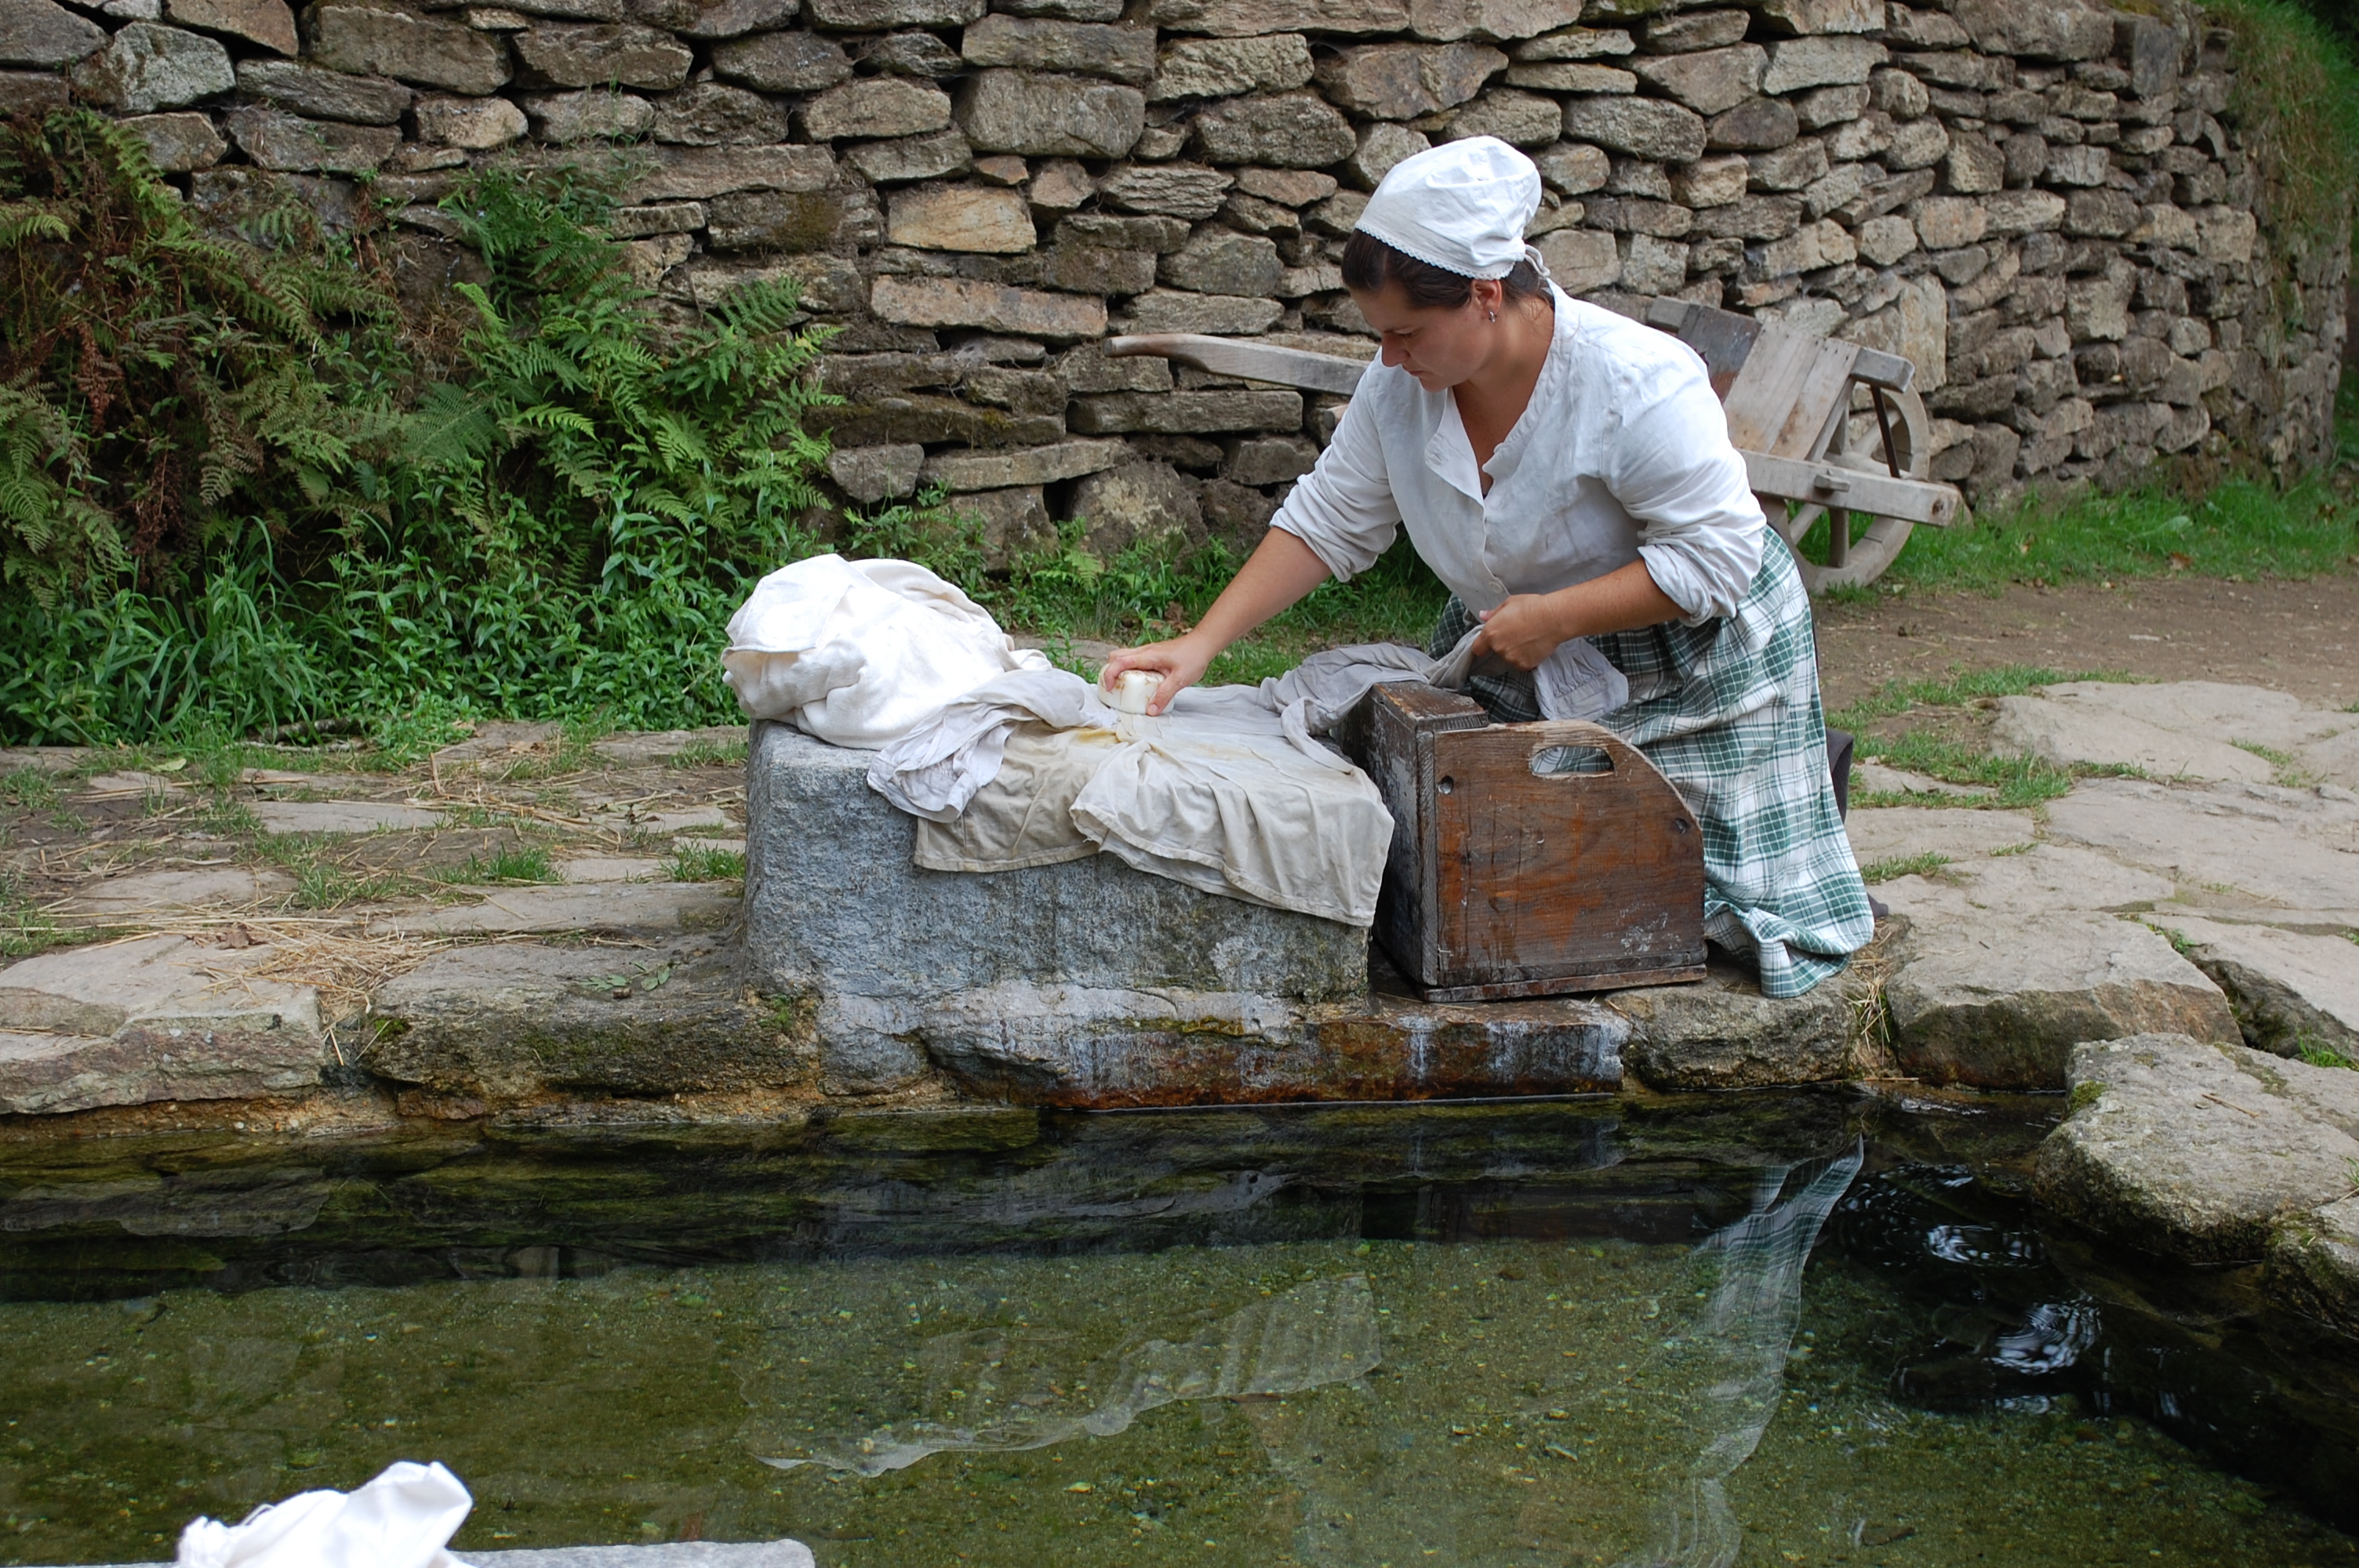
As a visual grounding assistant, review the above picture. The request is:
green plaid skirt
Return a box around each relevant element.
[1429,544,1873,997]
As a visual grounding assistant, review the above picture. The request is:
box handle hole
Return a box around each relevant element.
[1531,745,1613,778]
[1437,775,1455,794]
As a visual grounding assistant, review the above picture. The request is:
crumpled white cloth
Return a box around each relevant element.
[722,554,1047,747]
[175,1461,471,1568]
[1259,627,1627,731]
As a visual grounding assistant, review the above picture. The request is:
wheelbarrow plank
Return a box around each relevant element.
[1105,332,1370,395]
[1743,449,1962,527]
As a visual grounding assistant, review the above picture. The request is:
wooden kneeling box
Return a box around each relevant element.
[1336,684,1707,1001]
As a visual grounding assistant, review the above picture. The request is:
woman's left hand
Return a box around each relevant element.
[1472,593,1572,672]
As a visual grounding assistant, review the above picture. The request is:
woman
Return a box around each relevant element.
[1099,136,1874,997]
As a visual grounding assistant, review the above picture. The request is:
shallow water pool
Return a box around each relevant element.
[0,1095,2354,1566]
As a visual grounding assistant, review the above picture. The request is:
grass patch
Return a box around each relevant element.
[666,846,746,883]
[252,833,416,909]
[1860,851,1952,884]
[2231,739,2320,788]
[0,768,60,812]
[1827,666,2121,731]
[670,737,748,769]
[2068,1080,2103,1113]
[1857,733,2111,808]
[1852,787,1998,809]
[2296,1039,2355,1069]
[431,845,560,885]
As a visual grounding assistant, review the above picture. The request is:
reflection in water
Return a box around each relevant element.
[757,1275,1381,1477]
[1614,1145,1862,1568]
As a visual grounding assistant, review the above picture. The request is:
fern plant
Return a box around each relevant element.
[0,108,405,604]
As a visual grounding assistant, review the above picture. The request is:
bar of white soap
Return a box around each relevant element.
[1110,670,1162,715]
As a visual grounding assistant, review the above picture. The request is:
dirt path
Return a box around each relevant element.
[1814,570,2359,714]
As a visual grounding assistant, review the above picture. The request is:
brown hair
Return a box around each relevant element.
[1340,230,1547,309]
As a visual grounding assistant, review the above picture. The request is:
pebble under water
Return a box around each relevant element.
[0,1095,2355,1567]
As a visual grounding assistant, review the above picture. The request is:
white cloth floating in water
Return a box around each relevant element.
[174,1460,471,1568]
[721,554,1047,748]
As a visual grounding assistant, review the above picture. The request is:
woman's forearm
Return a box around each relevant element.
[1189,525,1335,650]
[1473,557,1685,670]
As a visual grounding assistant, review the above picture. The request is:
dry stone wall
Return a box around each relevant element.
[2,0,2345,557]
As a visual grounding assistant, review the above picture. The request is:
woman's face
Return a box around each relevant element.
[1352,281,1499,391]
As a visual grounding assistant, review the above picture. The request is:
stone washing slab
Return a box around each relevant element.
[365,938,805,1099]
[2150,915,2359,1058]
[1613,949,1872,1091]
[921,980,1623,1105]
[2268,1194,2359,1336]
[0,935,323,1112]
[746,720,1368,1095]
[2036,1032,2359,1265]
[2042,778,2359,920]
[1992,694,2277,784]
[1885,909,2237,1088]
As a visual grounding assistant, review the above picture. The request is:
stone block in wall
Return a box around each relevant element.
[1564,96,1707,164]
[1056,343,1174,394]
[1885,115,1948,170]
[226,105,400,172]
[1408,0,1560,44]
[1983,187,2063,235]
[828,444,925,504]
[72,21,231,111]
[525,88,654,140]
[2067,264,2134,343]
[872,274,1107,339]
[124,109,225,170]
[2045,143,2108,187]
[806,0,981,25]
[1586,194,1692,236]
[1748,137,1826,191]
[1149,0,1411,38]
[1854,212,1914,264]
[1041,241,1158,295]
[1098,165,1231,219]
[1070,460,1200,555]
[1624,44,1758,115]
[1503,60,1635,93]
[308,5,511,95]
[1149,34,1313,100]
[845,127,970,182]
[1347,122,1429,188]
[513,23,689,90]
[2196,205,2255,266]
[1641,9,1747,53]
[885,182,1034,252]
[0,0,104,67]
[922,438,1130,492]
[611,199,706,237]
[654,82,789,145]
[625,143,834,201]
[1443,86,1558,147]
[710,30,850,91]
[416,93,526,148]
[1761,36,1886,94]
[238,58,409,122]
[1536,141,1610,194]
[1752,0,1881,36]
[2118,13,2179,102]
[1912,194,1986,251]
[2064,189,2137,239]
[1314,42,1502,120]
[1070,389,1303,434]
[1885,4,1970,50]
[864,30,964,76]
[0,70,72,112]
[1705,96,1797,152]
[1946,129,2005,194]
[1194,89,1355,166]
[953,485,1056,564]
[1225,434,1316,486]
[959,69,1145,159]
[1063,211,1194,251]
[965,366,1067,416]
[706,188,845,250]
[1692,193,1801,240]
[823,390,1064,447]
[1161,227,1282,295]
[634,0,798,38]
[961,15,1154,84]
[1536,226,1619,292]
[166,0,293,55]
[1952,0,2111,61]
[1114,289,1283,336]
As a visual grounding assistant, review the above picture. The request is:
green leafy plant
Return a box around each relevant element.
[433,844,559,884]
[1859,851,1951,884]
[665,845,745,882]
[669,736,748,769]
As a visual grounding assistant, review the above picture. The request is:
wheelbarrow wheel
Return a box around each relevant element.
[1774,386,1932,594]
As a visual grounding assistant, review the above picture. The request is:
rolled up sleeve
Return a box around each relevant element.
[1607,364,1765,624]
[1268,390,1402,583]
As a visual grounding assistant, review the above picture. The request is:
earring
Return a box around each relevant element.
[1487,310,1498,322]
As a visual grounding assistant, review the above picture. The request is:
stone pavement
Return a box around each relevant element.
[0,680,2350,1125]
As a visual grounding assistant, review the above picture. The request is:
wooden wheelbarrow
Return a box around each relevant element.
[1107,296,1963,593]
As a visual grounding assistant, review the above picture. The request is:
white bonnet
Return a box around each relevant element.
[1353,136,1545,281]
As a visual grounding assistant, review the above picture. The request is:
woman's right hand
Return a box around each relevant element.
[1098,631,1217,717]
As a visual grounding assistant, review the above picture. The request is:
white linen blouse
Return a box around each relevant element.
[1270,288,1767,626]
